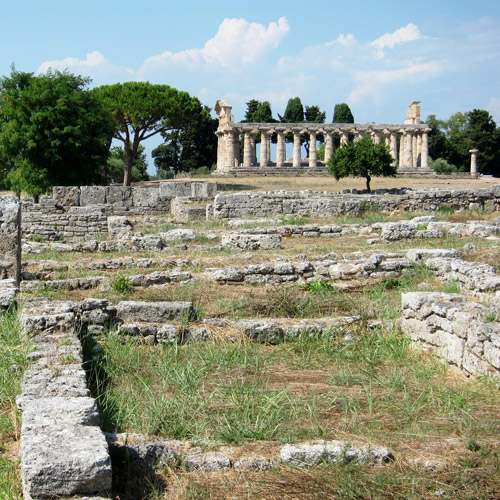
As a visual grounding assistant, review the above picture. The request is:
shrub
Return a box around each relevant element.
[110,275,133,295]
[430,158,458,174]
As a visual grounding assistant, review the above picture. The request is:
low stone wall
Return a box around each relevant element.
[18,298,113,499]
[22,181,217,241]
[401,292,500,378]
[0,195,21,282]
[212,186,500,219]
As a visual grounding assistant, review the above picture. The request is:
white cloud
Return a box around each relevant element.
[348,62,443,104]
[37,50,129,74]
[141,17,289,74]
[371,23,422,50]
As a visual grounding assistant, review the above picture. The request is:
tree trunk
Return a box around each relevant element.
[123,145,133,186]
[365,175,371,193]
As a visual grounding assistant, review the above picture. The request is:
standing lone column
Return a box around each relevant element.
[293,130,301,167]
[225,131,236,170]
[469,149,479,177]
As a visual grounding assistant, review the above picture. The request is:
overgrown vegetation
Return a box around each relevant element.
[0,307,29,499]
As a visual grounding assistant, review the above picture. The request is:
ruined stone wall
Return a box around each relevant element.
[22,181,217,240]
[401,292,500,378]
[0,195,21,282]
[212,186,500,219]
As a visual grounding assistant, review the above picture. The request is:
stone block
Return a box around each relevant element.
[80,186,107,205]
[0,195,21,282]
[21,424,112,498]
[115,301,195,323]
[52,186,80,206]
[105,186,132,207]
[132,187,161,207]
[159,181,191,199]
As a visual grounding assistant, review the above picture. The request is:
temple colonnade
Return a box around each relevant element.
[214,99,431,175]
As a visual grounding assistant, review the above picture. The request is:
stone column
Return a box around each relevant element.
[325,131,333,163]
[276,131,285,168]
[399,131,406,167]
[309,131,317,168]
[406,132,413,168]
[412,133,418,168]
[372,131,381,144]
[293,130,301,167]
[234,133,240,168]
[469,149,479,177]
[421,131,429,168]
[260,130,269,168]
[416,134,422,168]
[243,132,252,168]
[340,131,349,145]
[225,131,236,171]
[390,132,398,166]
[0,195,21,285]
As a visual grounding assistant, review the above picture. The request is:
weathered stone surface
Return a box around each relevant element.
[52,186,81,207]
[115,301,195,323]
[159,229,196,242]
[184,449,231,472]
[107,216,132,238]
[221,232,281,250]
[80,186,107,206]
[0,195,21,282]
[0,279,18,308]
[21,424,112,498]
[280,441,393,467]
[236,320,283,344]
[233,456,271,471]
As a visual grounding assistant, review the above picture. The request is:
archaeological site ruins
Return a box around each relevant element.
[1,171,499,497]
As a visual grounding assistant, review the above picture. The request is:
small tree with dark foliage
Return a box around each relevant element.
[327,135,396,192]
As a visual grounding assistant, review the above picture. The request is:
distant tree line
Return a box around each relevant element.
[425,111,500,176]
[1,65,499,200]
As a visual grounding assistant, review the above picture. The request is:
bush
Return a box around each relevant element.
[430,158,458,174]
[110,275,133,295]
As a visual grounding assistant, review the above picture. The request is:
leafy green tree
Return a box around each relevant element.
[94,82,205,186]
[332,103,355,148]
[327,135,395,192]
[106,144,149,183]
[304,105,326,157]
[243,100,275,123]
[425,115,448,161]
[152,106,217,175]
[0,68,111,200]
[333,103,354,124]
[464,109,500,175]
[279,97,304,123]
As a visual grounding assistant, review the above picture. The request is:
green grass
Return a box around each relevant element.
[0,307,30,500]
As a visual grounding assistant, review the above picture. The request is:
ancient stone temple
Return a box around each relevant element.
[213,99,431,175]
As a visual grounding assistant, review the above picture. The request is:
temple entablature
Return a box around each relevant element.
[214,99,431,175]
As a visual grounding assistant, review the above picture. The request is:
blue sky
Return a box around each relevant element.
[2,0,500,169]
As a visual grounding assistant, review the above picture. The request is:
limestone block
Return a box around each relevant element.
[80,186,107,205]
[184,450,231,472]
[0,279,18,308]
[221,233,281,250]
[213,266,244,283]
[156,325,179,344]
[105,186,132,207]
[159,181,191,199]
[236,320,283,344]
[159,229,196,242]
[191,182,217,198]
[280,441,392,467]
[381,222,417,241]
[52,186,80,206]
[233,456,271,471]
[115,301,195,323]
[107,216,132,238]
[21,424,112,498]
[132,187,161,207]
[22,397,100,427]
[0,195,21,282]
